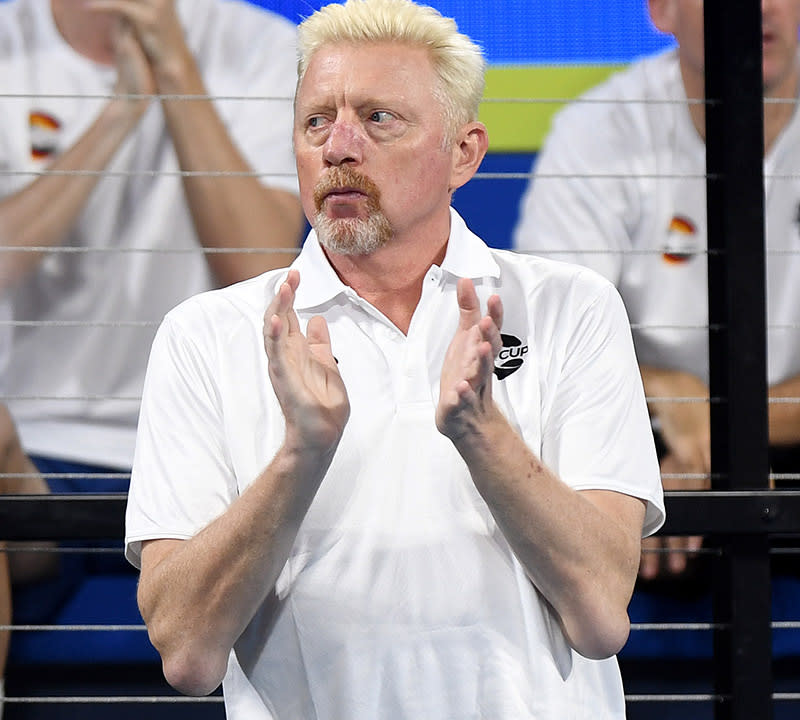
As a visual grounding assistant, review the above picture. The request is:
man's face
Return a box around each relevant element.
[762,0,800,93]
[293,42,456,255]
[652,0,800,95]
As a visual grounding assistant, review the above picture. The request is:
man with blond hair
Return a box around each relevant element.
[125,1,665,717]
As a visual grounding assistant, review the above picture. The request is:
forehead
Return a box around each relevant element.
[296,42,439,108]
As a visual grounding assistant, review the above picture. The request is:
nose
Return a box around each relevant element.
[322,117,364,167]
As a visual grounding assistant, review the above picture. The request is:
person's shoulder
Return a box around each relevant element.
[548,49,681,134]
[493,248,616,304]
[163,267,291,338]
[0,0,30,58]
[492,250,626,350]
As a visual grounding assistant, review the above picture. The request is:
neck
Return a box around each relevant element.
[50,0,116,65]
[680,54,799,155]
[763,59,800,154]
[323,216,450,335]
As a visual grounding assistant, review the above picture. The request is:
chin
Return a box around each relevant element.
[315,213,392,255]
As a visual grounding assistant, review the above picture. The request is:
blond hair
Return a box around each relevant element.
[297,0,486,144]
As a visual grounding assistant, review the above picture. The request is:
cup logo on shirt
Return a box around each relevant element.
[662,215,700,264]
[494,334,528,380]
[29,110,61,160]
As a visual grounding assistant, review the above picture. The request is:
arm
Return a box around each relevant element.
[638,365,710,578]
[95,0,304,284]
[0,21,151,290]
[436,279,647,659]
[768,373,800,447]
[0,404,56,583]
[136,271,349,696]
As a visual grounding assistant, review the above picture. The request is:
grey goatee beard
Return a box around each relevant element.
[312,166,393,255]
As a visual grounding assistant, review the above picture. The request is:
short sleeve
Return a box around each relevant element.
[541,281,665,537]
[124,314,238,567]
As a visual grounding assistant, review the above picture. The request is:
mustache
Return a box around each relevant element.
[312,166,382,213]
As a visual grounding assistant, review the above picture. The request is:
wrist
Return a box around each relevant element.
[278,429,341,475]
[154,48,203,97]
[445,402,506,456]
[104,94,148,135]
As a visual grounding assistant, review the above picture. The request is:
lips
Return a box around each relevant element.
[324,187,367,201]
[313,166,382,214]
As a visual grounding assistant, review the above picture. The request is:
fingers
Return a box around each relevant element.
[457,280,503,354]
[639,535,661,580]
[306,316,337,369]
[86,1,159,26]
[665,535,693,574]
[639,532,704,579]
[487,293,503,333]
[265,271,300,345]
[456,278,481,330]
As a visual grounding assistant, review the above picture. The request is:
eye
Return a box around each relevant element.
[307,116,328,129]
[369,110,394,123]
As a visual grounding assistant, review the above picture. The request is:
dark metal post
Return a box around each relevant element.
[704,1,772,718]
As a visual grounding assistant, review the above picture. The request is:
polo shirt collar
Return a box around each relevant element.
[291,207,500,311]
[439,207,501,281]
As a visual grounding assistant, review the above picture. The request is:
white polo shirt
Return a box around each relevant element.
[513,49,800,388]
[0,0,299,468]
[126,209,664,719]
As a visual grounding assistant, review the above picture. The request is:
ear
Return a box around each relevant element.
[448,121,489,194]
[648,0,676,35]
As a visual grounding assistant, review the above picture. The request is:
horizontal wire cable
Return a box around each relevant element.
[1,546,122,554]
[630,622,718,631]
[625,693,720,703]
[3,319,800,333]
[2,624,145,631]
[5,622,797,633]
[3,245,799,258]
[5,395,796,405]
[0,245,298,253]
[5,167,800,181]
[4,696,223,704]
[2,92,709,103]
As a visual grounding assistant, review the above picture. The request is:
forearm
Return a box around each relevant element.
[769,374,800,446]
[156,56,303,285]
[138,441,334,696]
[0,99,144,290]
[451,407,642,659]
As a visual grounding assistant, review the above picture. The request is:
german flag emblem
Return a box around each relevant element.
[29,110,61,160]
[662,215,698,264]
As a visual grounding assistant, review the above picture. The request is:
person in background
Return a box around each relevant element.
[0,402,53,719]
[0,0,304,483]
[125,1,665,717]
[513,0,800,581]
[1,303,53,717]
[0,0,304,704]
